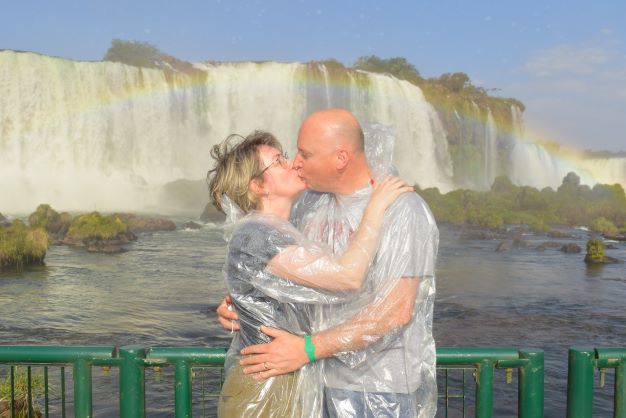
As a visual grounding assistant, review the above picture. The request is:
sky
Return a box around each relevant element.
[3,0,626,152]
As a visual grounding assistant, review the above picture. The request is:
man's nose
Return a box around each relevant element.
[293,153,303,169]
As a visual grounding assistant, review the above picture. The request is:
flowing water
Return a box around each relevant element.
[1,219,624,416]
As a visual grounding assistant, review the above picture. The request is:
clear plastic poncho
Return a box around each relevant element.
[217,124,438,418]
[291,124,438,418]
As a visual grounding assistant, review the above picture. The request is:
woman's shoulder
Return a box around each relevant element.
[232,214,298,245]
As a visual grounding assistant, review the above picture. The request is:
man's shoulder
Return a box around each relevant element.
[388,192,436,223]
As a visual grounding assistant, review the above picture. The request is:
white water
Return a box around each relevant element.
[0,51,624,213]
[484,110,498,189]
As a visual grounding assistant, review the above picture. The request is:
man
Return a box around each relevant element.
[217,109,438,417]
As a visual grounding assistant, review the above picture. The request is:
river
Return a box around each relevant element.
[1,219,624,417]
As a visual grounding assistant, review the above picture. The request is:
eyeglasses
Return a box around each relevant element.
[258,152,289,176]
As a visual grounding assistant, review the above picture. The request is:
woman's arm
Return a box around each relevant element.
[265,177,413,291]
[239,276,419,378]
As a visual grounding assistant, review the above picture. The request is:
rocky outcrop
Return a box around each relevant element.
[495,241,511,252]
[62,212,136,253]
[547,230,575,239]
[114,213,176,233]
[0,220,48,270]
[200,203,226,223]
[28,204,72,240]
[181,221,202,230]
[0,212,9,227]
[560,243,582,254]
[585,239,620,264]
[535,241,562,251]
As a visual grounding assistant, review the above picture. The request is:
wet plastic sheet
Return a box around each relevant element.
[218,124,438,418]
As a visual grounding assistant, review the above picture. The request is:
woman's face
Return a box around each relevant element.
[256,145,306,199]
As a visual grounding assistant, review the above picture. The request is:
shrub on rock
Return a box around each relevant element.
[0,220,49,270]
[63,212,135,247]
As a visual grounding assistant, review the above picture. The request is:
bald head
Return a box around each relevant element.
[299,108,364,153]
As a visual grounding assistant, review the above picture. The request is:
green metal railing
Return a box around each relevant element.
[0,345,543,418]
[437,348,544,418]
[567,347,626,418]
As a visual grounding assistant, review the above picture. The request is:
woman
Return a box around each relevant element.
[207,131,412,418]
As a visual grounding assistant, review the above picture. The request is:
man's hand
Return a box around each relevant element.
[216,295,240,332]
[239,326,309,380]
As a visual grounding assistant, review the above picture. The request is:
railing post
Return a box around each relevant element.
[73,358,93,418]
[476,359,494,418]
[175,361,192,418]
[119,346,146,418]
[567,347,595,418]
[519,349,544,418]
[616,360,626,418]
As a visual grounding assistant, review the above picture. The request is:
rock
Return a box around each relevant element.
[459,228,505,240]
[158,178,208,214]
[62,212,137,253]
[584,254,621,264]
[114,213,176,233]
[0,212,9,228]
[536,241,562,251]
[547,230,573,239]
[85,237,128,253]
[28,204,72,239]
[584,238,621,264]
[560,243,582,254]
[200,203,226,223]
[495,241,511,252]
[602,233,626,242]
[181,221,202,230]
[605,244,618,250]
[512,237,530,249]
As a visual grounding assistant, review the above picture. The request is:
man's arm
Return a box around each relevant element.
[239,276,418,379]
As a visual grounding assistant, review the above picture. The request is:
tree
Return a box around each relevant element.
[103,39,161,68]
[437,72,470,92]
[353,55,422,83]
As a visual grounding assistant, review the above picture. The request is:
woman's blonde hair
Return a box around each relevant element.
[207,131,282,214]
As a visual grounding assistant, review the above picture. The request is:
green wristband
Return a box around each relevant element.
[304,335,317,362]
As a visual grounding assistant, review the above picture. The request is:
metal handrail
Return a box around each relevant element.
[0,345,544,418]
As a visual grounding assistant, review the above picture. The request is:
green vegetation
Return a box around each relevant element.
[590,217,619,235]
[0,221,49,270]
[28,204,72,235]
[0,367,44,417]
[585,239,605,263]
[102,39,205,78]
[419,173,626,231]
[103,39,161,68]
[65,212,129,242]
[353,55,423,85]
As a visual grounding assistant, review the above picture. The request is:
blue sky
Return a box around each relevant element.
[3,0,626,152]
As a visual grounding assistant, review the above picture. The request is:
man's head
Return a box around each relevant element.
[294,108,368,193]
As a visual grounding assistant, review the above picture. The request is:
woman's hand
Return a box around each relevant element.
[216,295,240,332]
[366,176,414,216]
[239,326,309,380]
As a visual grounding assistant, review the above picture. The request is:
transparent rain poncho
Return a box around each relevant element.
[218,124,438,418]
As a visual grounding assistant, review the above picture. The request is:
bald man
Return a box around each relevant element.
[219,109,438,417]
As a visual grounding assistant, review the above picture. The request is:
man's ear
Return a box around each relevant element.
[336,149,349,170]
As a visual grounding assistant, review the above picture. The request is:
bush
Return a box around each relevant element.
[28,204,72,235]
[0,366,45,417]
[103,39,161,68]
[0,221,49,270]
[585,239,605,263]
[65,212,128,242]
[590,217,618,235]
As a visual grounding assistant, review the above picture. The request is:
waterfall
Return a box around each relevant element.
[1,50,624,214]
[484,110,497,189]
